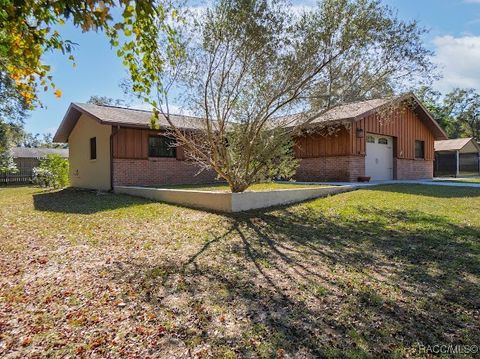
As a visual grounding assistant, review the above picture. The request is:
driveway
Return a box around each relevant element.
[294,179,480,189]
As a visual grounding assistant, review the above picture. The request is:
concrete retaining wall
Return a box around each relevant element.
[114,185,353,213]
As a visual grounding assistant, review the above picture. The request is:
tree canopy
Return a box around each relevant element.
[87,95,128,107]
[0,0,181,108]
[137,0,435,192]
[417,86,480,140]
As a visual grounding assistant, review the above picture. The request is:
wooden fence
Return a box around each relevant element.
[0,174,32,185]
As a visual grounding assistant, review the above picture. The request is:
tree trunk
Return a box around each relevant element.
[229,182,249,193]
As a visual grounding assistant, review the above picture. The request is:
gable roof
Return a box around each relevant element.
[286,97,394,126]
[434,137,480,152]
[53,103,206,143]
[284,94,447,140]
[53,93,448,143]
[11,147,69,159]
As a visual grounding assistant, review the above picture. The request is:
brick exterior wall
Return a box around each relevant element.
[294,155,365,182]
[395,159,433,180]
[113,156,433,186]
[113,158,217,187]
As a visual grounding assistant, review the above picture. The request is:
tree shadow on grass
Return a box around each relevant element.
[32,188,153,214]
[106,202,480,357]
[370,183,480,198]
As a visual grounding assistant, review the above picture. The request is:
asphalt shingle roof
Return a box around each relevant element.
[73,103,206,130]
[11,147,69,159]
[280,97,396,126]
[434,138,479,151]
[54,94,448,142]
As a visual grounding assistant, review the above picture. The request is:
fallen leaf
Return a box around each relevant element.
[21,337,32,346]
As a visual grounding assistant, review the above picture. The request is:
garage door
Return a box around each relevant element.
[365,134,393,181]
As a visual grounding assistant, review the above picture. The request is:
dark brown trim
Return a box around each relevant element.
[114,156,149,160]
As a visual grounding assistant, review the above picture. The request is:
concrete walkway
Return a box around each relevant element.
[293,179,480,189]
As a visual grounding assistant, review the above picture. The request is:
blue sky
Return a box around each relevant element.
[25,0,480,136]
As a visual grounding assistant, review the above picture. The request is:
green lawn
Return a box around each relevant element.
[435,177,480,184]
[155,181,331,192]
[1,185,479,358]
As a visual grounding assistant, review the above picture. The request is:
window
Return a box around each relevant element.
[90,137,97,160]
[378,137,388,145]
[148,136,176,158]
[415,140,425,159]
[366,135,375,143]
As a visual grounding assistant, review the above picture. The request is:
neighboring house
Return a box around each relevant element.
[53,93,447,191]
[434,138,480,177]
[1,147,69,184]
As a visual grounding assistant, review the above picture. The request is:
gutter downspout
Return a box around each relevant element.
[110,126,119,191]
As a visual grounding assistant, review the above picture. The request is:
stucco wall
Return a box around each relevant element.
[68,114,112,191]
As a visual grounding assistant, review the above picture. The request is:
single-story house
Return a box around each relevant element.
[53,93,447,191]
[1,147,69,184]
[434,138,480,177]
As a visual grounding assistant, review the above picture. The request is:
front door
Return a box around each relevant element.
[365,134,393,181]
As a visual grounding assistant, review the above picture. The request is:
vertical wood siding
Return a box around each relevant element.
[114,106,436,162]
[112,127,184,160]
[294,127,352,158]
[295,107,435,161]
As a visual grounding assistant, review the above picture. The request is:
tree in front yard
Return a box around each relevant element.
[125,0,435,192]
[33,154,69,189]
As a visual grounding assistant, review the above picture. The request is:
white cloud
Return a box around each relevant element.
[464,0,480,3]
[432,35,480,92]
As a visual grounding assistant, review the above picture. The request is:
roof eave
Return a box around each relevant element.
[53,103,84,143]
[350,93,448,140]
[409,93,448,140]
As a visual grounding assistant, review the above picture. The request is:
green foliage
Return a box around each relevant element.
[0,149,17,174]
[0,120,18,174]
[307,0,435,108]
[416,86,480,140]
[0,72,29,124]
[87,95,128,107]
[0,0,180,109]
[444,88,480,141]
[33,154,69,189]
[223,126,299,192]
[19,132,66,148]
[144,0,433,192]
[0,73,26,174]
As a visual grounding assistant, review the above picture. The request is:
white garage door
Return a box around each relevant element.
[365,134,393,181]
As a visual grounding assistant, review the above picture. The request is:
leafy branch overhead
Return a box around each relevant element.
[0,0,181,107]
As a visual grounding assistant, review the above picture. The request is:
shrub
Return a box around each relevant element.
[33,154,69,188]
[0,150,18,175]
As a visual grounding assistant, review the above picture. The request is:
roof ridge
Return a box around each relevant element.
[437,137,473,142]
[77,102,203,120]
[77,102,153,113]
[335,95,399,106]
